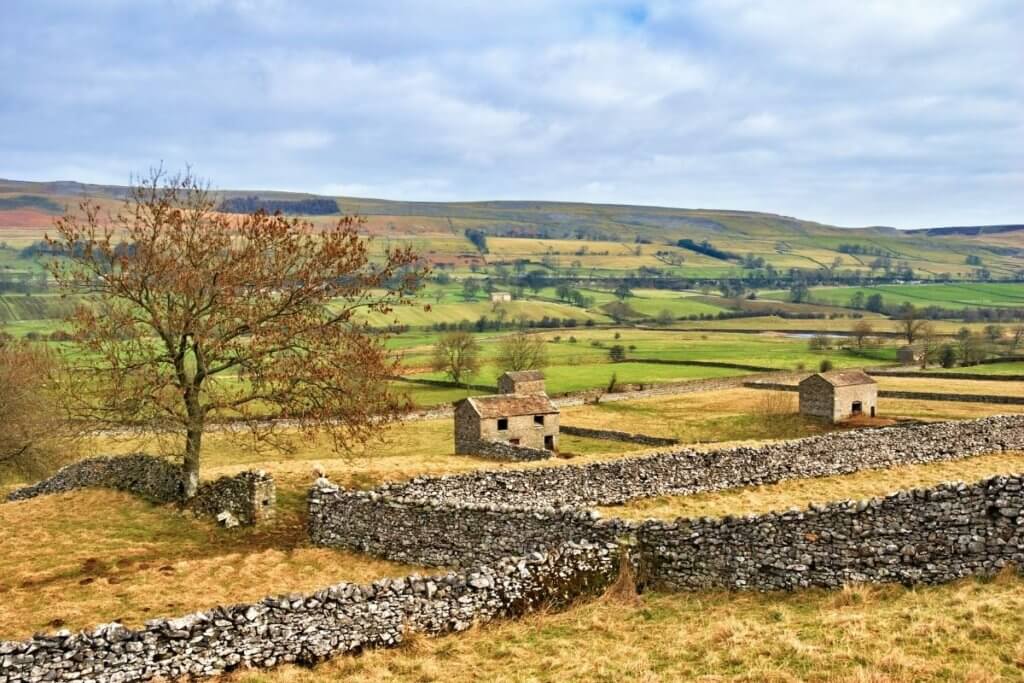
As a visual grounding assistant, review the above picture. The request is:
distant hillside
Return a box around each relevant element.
[0,177,1021,280]
[908,224,1024,237]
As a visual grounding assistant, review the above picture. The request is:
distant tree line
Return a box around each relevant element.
[218,196,340,215]
[464,228,489,254]
[675,238,739,261]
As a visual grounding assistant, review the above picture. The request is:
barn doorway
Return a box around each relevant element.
[870,406,876,417]
[544,435,555,451]
[852,401,863,415]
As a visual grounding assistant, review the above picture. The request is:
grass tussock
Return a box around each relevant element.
[229,570,1024,682]
[600,451,1024,521]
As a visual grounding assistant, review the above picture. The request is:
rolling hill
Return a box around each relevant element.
[1,177,1022,280]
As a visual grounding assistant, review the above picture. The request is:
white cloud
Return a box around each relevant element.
[0,0,1021,228]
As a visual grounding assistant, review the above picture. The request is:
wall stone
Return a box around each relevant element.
[634,473,1024,591]
[560,424,678,446]
[4,455,276,526]
[0,541,617,683]
[360,415,1024,510]
[309,479,602,567]
[471,440,553,462]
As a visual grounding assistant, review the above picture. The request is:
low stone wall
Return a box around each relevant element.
[309,480,602,567]
[5,455,276,526]
[363,415,1024,510]
[745,379,1024,405]
[5,454,183,504]
[309,416,1024,571]
[878,390,1024,405]
[630,358,778,372]
[471,440,552,462]
[560,424,678,446]
[635,473,1024,591]
[868,369,1024,381]
[190,471,277,526]
[0,541,618,683]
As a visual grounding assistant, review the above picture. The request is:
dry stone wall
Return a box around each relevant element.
[309,480,603,567]
[5,455,276,526]
[560,424,678,446]
[0,541,617,683]
[634,473,1024,591]
[366,415,1024,509]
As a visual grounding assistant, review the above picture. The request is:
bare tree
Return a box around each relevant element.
[851,320,874,350]
[49,169,425,498]
[431,331,481,386]
[896,303,928,344]
[1010,325,1024,354]
[0,341,80,480]
[496,331,548,372]
[917,323,941,369]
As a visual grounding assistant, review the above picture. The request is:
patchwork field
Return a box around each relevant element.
[764,282,1024,311]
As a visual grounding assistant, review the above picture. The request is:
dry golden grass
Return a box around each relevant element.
[232,569,1024,682]
[560,388,834,446]
[875,376,1024,397]
[601,451,1024,521]
[0,488,424,640]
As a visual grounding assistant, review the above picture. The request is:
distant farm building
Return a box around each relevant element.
[454,393,560,454]
[798,370,878,423]
[497,370,547,396]
[490,291,512,303]
[897,345,920,365]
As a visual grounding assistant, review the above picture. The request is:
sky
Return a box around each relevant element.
[1,1,1021,229]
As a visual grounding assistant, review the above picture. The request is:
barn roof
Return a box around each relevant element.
[800,370,876,388]
[499,370,545,382]
[460,394,558,418]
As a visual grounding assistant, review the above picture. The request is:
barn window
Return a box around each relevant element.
[497,418,509,430]
[534,415,545,426]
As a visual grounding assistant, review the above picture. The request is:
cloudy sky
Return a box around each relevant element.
[1,1,1021,228]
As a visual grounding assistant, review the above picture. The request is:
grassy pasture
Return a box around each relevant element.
[763,283,1024,311]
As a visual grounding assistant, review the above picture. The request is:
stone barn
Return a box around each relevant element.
[490,291,512,303]
[454,394,560,454]
[897,345,919,365]
[497,370,547,395]
[798,370,878,423]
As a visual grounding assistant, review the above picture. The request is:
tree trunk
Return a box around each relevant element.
[183,423,202,499]
[182,390,204,499]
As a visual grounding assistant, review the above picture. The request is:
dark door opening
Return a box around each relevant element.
[544,435,555,451]
[852,401,863,415]
[509,438,520,445]
[870,406,876,417]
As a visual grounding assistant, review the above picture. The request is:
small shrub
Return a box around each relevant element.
[939,345,957,368]
[819,359,834,372]
[551,335,561,343]
[609,344,627,362]
[614,332,621,340]
[568,336,577,343]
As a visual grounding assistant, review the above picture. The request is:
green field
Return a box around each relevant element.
[763,283,1024,311]
[395,328,899,406]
